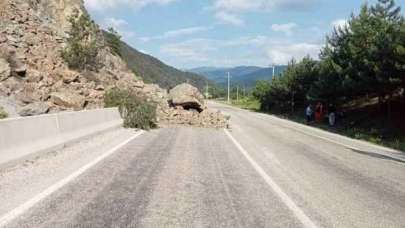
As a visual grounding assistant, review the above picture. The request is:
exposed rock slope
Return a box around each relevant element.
[0,0,228,128]
[0,0,163,116]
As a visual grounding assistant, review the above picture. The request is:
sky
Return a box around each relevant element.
[84,0,405,69]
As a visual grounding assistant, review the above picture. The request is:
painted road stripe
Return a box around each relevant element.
[224,129,319,228]
[0,130,145,227]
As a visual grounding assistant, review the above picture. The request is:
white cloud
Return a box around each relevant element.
[266,43,321,65]
[331,19,348,29]
[271,23,297,36]
[211,0,317,27]
[159,36,322,67]
[139,26,212,42]
[160,39,218,62]
[163,26,212,38]
[104,17,128,29]
[102,17,135,40]
[213,0,266,12]
[215,11,245,26]
[84,0,176,11]
[213,0,317,12]
[139,49,149,54]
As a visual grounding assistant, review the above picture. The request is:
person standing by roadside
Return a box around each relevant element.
[306,104,313,124]
[328,104,337,126]
[315,102,323,122]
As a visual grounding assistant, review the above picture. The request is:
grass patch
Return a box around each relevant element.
[270,111,405,153]
[0,107,8,119]
[232,98,260,111]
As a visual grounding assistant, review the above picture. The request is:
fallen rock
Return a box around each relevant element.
[158,107,228,128]
[26,69,43,83]
[169,83,205,111]
[62,71,79,83]
[50,92,85,109]
[95,84,104,91]
[0,58,11,81]
[9,52,27,76]
[18,102,50,116]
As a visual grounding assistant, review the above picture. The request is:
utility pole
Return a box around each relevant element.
[236,86,239,102]
[270,64,276,80]
[205,81,209,99]
[243,86,246,98]
[227,72,230,104]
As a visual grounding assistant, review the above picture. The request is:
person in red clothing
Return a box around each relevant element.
[315,102,323,122]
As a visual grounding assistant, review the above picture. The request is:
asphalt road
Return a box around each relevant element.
[3,102,405,228]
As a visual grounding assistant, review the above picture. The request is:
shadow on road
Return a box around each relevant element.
[350,149,405,164]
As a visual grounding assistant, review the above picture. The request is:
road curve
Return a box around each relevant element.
[2,102,405,228]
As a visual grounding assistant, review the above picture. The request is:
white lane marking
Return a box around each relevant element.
[0,130,145,227]
[224,129,319,228]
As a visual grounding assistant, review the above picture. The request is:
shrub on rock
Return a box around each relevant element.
[61,11,100,71]
[104,88,157,130]
[0,107,8,119]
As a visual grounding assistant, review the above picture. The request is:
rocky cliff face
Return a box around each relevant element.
[0,0,228,128]
[0,0,166,116]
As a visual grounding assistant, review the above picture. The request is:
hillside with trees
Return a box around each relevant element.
[189,66,287,88]
[113,36,211,91]
[252,0,405,151]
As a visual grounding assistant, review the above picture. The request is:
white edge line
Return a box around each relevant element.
[0,130,145,227]
[289,127,363,152]
[219,101,399,154]
[259,113,401,154]
[224,129,319,228]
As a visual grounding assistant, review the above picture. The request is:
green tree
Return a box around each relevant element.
[252,80,271,111]
[257,57,319,112]
[324,0,404,101]
[105,27,122,57]
[320,0,405,118]
[62,11,100,71]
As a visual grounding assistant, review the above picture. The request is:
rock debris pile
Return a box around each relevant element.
[158,83,229,128]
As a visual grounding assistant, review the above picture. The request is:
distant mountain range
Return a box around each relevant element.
[117,36,210,91]
[188,65,287,88]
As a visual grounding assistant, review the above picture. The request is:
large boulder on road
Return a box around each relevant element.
[169,83,205,111]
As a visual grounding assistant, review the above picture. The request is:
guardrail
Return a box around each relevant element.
[0,108,122,169]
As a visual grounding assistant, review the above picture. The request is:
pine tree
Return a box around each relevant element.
[62,10,100,71]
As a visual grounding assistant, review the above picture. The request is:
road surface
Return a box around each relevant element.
[1,102,405,228]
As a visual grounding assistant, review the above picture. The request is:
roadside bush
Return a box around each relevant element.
[0,107,8,119]
[104,88,130,108]
[104,89,157,130]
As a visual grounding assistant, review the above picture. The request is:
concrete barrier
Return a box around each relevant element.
[0,108,123,169]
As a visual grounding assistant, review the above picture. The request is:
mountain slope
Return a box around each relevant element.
[235,66,287,86]
[118,40,209,91]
